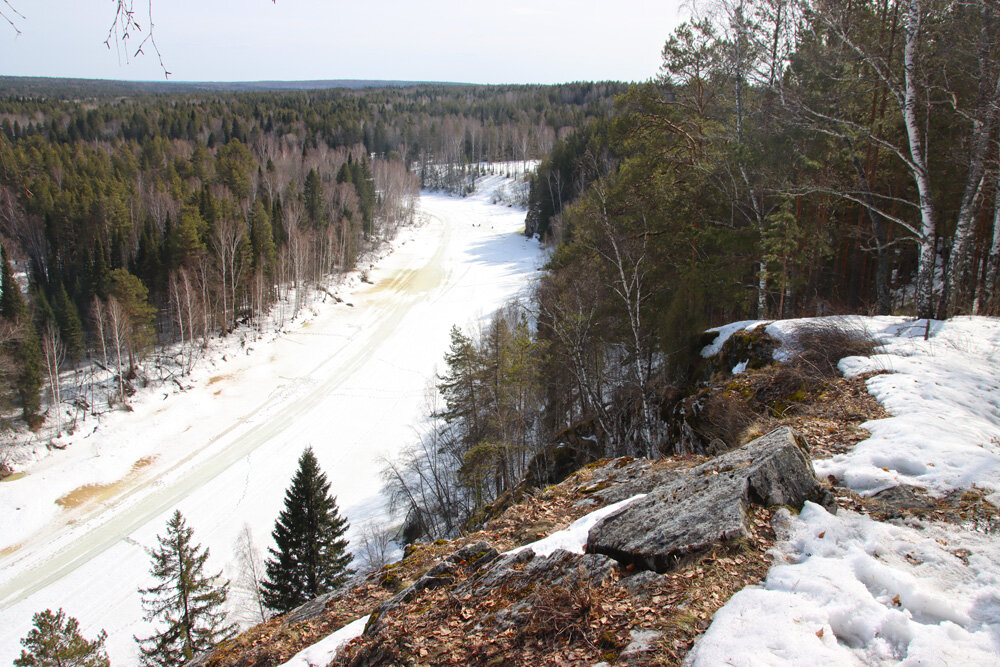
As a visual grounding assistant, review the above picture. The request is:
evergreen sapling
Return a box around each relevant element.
[262,447,354,613]
[135,510,236,666]
[15,608,109,667]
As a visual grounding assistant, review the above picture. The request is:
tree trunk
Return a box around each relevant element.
[903,0,938,319]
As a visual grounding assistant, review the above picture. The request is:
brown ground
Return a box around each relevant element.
[206,369,895,667]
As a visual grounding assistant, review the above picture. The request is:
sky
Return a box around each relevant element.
[0,0,689,84]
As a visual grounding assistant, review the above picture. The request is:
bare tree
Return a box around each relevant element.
[210,217,247,331]
[105,296,129,407]
[355,521,394,574]
[232,524,268,625]
[588,177,657,458]
[41,322,66,435]
[91,295,109,371]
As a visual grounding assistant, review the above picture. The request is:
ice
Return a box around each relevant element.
[0,172,543,665]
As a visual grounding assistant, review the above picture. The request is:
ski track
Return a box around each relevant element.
[0,186,542,664]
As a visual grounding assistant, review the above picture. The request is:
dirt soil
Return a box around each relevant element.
[204,370,905,667]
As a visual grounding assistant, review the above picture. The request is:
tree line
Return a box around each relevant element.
[0,82,618,430]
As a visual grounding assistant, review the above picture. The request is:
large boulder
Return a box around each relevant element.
[586,427,828,573]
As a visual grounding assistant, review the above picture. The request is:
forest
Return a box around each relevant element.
[0,81,622,428]
[386,0,1000,541]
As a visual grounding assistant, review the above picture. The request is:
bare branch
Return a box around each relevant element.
[1,0,25,35]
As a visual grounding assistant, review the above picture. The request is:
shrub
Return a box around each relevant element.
[786,319,878,380]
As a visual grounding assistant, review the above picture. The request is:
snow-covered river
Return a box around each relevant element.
[0,183,543,664]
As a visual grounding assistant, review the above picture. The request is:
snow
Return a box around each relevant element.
[687,503,1000,666]
[699,320,765,358]
[278,615,370,667]
[689,315,1000,666]
[0,170,543,665]
[820,317,1000,502]
[505,494,646,558]
[699,315,1000,502]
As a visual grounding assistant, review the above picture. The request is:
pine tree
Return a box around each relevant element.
[53,283,85,362]
[14,608,109,667]
[262,447,354,614]
[17,322,43,428]
[303,168,324,226]
[1,244,26,321]
[135,511,236,666]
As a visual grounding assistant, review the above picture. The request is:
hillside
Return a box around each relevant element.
[188,316,1000,665]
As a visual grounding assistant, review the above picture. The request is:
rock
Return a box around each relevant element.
[456,547,617,600]
[618,570,661,597]
[586,427,828,573]
[463,548,620,632]
[285,590,341,626]
[619,629,662,663]
[588,459,681,505]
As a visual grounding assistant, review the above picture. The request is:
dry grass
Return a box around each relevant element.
[786,319,880,381]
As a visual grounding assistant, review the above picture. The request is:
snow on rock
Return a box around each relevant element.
[686,502,1000,666]
[817,317,1000,502]
[700,320,765,358]
[504,494,646,558]
[279,615,370,667]
[698,315,1000,502]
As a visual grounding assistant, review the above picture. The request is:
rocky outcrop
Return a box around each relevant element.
[586,426,829,573]
[197,426,829,666]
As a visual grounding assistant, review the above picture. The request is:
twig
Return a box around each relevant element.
[1,0,25,35]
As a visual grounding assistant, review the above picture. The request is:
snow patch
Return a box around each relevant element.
[687,503,1000,666]
[815,317,1000,500]
[693,315,1000,664]
[505,494,646,558]
[699,320,764,358]
[279,615,370,667]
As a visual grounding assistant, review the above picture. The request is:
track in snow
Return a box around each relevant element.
[0,189,541,664]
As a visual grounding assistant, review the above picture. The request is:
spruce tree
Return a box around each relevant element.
[53,283,85,362]
[1,244,26,321]
[135,511,236,666]
[17,323,43,428]
[262,447,353,614]
[15,608,109,667]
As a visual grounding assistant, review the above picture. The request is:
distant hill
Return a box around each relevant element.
[0,76,474,98]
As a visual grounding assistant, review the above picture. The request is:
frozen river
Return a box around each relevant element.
[0,183,542,664]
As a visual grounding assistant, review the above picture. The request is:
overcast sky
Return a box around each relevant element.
[0,0,689,84]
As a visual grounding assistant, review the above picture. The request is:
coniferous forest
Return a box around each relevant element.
[0,82,621,427]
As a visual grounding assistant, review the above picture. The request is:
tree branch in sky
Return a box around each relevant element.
[1,0,25,35]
